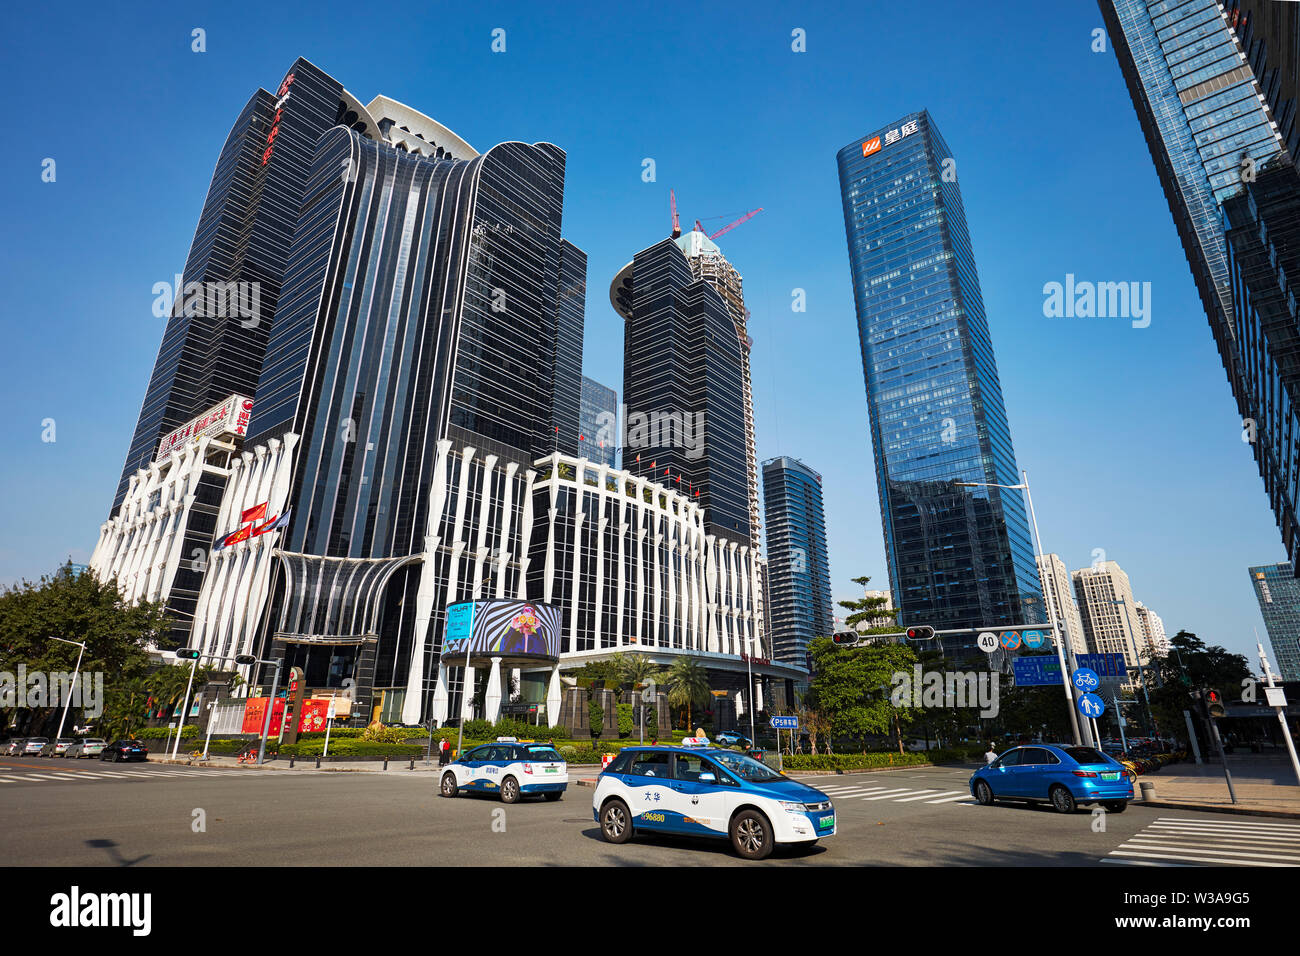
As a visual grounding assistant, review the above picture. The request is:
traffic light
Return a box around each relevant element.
[831,631,859,647]
[1205,688,1226,719]
[904,625,936,641]
[174,648,200,660]
[234,654,257,666]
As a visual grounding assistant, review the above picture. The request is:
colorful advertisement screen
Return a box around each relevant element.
[442,599,561,661]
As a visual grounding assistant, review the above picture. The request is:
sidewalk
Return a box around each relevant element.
[1134,755,1300,818]
[155,754,604,776]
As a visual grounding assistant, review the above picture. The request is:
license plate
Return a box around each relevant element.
[1101,772,1119,781]
[544,766,558,774]
[818,814,835,829]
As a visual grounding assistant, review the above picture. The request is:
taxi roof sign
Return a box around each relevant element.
[681,736,710,747]
[495,736,518,742]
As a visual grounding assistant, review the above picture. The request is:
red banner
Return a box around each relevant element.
[242,696,329,735]
[241,501,268,524]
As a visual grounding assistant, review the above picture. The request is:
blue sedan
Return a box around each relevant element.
[969,744,1134,813]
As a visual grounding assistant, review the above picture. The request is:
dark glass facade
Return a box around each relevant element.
[112,58,348,512]
[762,456,832,670]
[836,110,1043,652]
[1250,562,1300,681]
[618,238,751,544]
[579,375,617,466]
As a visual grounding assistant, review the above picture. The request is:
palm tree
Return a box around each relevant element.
[620,654,664,690]
[666,657,710,730]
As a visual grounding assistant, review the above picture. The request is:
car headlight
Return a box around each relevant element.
[779,801,805,814]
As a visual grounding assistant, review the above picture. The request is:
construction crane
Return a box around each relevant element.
[707,208,763,241]
[670,189,681,239]
[671,191,764,242]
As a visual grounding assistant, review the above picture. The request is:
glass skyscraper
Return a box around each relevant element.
[836,110,1043,653]
[1250,563,1300,681]
[1102,1,1300,570]
[762,456,832,671]
[578,375,617,467]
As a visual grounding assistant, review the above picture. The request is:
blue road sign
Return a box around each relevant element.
[1013,656,1062,687]
[1077,693,1105,718]
[1071,668,1101,692]
[1022,629,1045,649]
[1000,631,1022,650]
[769,715,798,730]
[1076,653,1128,679]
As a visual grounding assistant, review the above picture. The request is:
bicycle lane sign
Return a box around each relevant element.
[1071,668,1100,692]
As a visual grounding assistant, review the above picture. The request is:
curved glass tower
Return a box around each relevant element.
[836,110,1043,654]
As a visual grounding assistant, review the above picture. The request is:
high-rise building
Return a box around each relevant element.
[1101,1,1300,570]
[1037,553,1089,655]
[578,375,617,467]
[675,229,762,557]
[762,456,832,670]
[1250,562,1300,681]
[1072,562,1148,667]
[1134,601,1169,657]
[111,59,352,514]
[836,110,1043,657]
[611,238,751,545]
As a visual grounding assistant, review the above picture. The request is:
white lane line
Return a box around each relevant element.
[1144,830,1300,846]
[3,774,64,782]
[818,786,894,796]
[925,793,976,804]
[1121,841,1300,862]
[894,789,956,802]
[86,771,138,778]
[825,787,899,798]
[1100,858,1192,867]
[1148,826,1300,843]
[1154,817,1300,832]
[1111,849,1288,867]
[863,789,932,801]
[15,773,83,781]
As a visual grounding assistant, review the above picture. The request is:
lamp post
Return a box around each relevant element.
[955,472,1084,747]
[49,637,87,748]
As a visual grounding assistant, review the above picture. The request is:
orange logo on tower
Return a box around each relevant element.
[862,137,881,157]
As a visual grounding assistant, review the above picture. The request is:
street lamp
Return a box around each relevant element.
[49,637,87,748]
[955,472,1085,747]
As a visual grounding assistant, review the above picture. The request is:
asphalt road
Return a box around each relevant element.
[2,758,1295,866]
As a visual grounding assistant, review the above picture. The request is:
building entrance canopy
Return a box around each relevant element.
[274,551,418,643]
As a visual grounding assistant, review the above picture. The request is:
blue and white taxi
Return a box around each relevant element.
[439,738,567,803]
[591,739,836,859]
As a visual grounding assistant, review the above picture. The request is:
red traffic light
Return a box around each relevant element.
[905,626,935,641]
[831,631,859,647]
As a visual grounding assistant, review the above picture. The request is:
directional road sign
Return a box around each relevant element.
[769,715,798,730]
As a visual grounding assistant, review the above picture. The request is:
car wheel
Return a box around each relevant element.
[1102,800,1128,813]
[440,772,459,798]
[1049,785,1077,814]
[111,751,120,763]
[974,780,995,806]
[500,776,520,804]
[730,809,774,860]
[600,798,633,844]
[543,791,563,802]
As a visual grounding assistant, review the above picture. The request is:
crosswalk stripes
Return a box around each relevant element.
[1102,816,1300,867]
[813,782,975,805]
[0,766,258,786]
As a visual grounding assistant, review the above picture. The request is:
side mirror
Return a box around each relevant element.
[699,772,716,784]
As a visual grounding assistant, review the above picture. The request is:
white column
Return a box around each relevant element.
[460,665,477,722]
[431,661,450,724]
[485,657,503,722]
[546,665,562,726]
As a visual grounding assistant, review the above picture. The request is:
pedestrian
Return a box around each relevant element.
[438,736,450,767]
[650,737,658,745]
[984,743,998,765]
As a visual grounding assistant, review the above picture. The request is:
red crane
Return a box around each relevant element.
[670,189,681,239]
[670,192,764,242]
[707,208,763,240]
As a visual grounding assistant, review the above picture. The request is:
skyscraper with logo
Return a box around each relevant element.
[836,111,1043,655]
[762,456,832,670]
[1101,0,1300,571]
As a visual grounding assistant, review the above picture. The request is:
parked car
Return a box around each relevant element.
[65,738,107,759]
[99,739,149,762]
[969,744,1134,813]
[713,731,752,747]
[2,738,27,756]
[19,737,48,757]
[439,738,567,803]
[39,738,77,757]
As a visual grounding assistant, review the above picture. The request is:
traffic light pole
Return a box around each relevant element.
[1258,641,1300,786]
[1205,709,1238,805]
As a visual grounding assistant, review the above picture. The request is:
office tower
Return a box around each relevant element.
[1101,1,1300,569]
[676,229,762,556]
[112,58,351,513]
[578,375,617,467]
[1072,562,1148,667]
[1250,563,1300,681]
[836,110,1043,655]
[1037,553,1089,655]
[611,238,751,544]
[549,241,587,457]
[762,456,833,670]
[1134,601,1169,657]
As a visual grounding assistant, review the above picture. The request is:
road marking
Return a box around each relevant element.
[1120,840,1300,862]
[925,792,976,803]
[1110,849,1289,867]
[893,789,955,802]
[1103,817,1300,867]
[861,789,923,800]
[4,774,69,782]
[1100,858,1191,867]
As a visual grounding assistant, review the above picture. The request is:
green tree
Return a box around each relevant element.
[1146,630,1252,741]
[619,654,664,690]
[0,563,167,733]
[807,637,918,747]
[666,657,710,730]
[836,575,898,633]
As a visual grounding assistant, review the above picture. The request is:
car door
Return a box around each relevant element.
[623,750,676,830]
[1011,747,1051,799]
[986,747,1022,796]
[459,746,488,789]
[666,752,729,836]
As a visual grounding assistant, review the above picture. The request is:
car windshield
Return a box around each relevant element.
[709,750,782,782]
[1064,747,1113,765]
[525,747,562,762]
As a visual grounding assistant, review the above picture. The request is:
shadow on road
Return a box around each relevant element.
[85,838,150,867]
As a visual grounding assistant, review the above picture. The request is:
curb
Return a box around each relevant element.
[1136,799,1300,820]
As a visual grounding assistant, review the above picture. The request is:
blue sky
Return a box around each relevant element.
[0,0,1286,668]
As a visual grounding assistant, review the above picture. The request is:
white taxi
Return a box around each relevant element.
[591,738,836,860]
[439,737,567,803]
